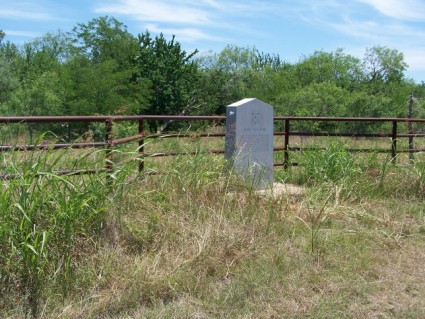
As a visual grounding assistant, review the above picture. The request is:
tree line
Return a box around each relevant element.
[1,16,424,134]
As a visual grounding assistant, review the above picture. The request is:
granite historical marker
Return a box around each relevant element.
[225,98,274,189]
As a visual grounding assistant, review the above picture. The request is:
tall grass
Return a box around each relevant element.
[1,135,425,318]
[0,134,134,318]
[296,141,360,185]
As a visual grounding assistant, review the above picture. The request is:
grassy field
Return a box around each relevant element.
[1,135,425,318]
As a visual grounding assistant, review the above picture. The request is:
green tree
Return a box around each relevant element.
[0,57,17,108]
[412,82,425,119]
[6,71,64,116]
[275,82,347,119]
[362,46,408,84]
[2,32,68,117]
[246,50,285,104]
[0,33,20,109]
[63,56,147,115]
[357,46,410,116]
[195,46,283,114]
[343,91,394,133]
[71,16,139,67]
[195,51,244,114]
[294,49,362,89]
[214,45,256,103]
[134,31,199,130]
[68,17,148,115]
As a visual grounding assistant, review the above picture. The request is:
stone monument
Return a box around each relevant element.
[225,98,274,189]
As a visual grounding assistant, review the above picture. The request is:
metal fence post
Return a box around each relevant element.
[139,117,145,172]
[391,120,397,163]
[284,119,290,170]
[408,93,414,161]
[105,118,113,185]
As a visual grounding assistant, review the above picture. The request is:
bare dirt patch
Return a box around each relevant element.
[256,182,307,197]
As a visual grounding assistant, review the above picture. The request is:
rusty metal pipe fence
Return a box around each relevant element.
[1,115,425,180]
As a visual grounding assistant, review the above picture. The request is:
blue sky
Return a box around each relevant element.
[1,0,425,83]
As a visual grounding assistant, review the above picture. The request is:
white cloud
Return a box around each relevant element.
[143,23,226,43]
[3,30,42,38]
[95,0,275,45]
[95,0,212,25]
[356,0,425,21]
[0,9,52,20]
[403,49,425,70]
[286,0,425,81]
[0,2,55,21]
[95,0,275,24]
[328,15,425,41]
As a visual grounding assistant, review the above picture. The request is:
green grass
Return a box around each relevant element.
[0,135,135,318]
[1,138,424,318]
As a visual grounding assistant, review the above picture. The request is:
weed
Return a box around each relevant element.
[0,135,134,318]
[2,135,425,318]
[298,141,360,185]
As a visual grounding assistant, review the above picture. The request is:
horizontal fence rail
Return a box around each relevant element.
[1,115,425,180]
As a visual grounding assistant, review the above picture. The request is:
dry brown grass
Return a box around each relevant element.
[2,141,424,318]
[24,152,419,319]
